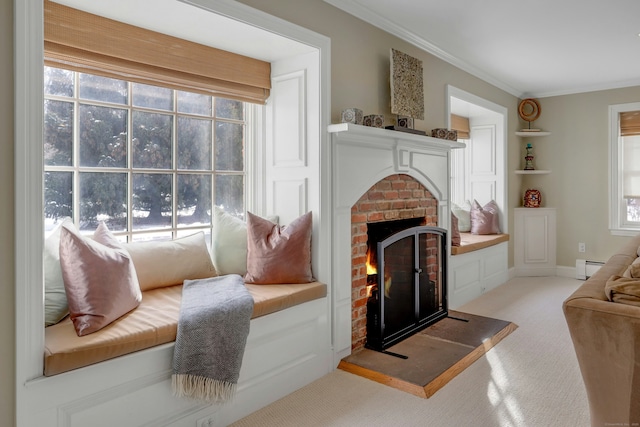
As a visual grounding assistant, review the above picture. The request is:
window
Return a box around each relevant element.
[44,66,250,243]
[447,85,507,232]
[609,102,640,235]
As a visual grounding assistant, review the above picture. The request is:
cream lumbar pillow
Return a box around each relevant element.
[244,211,313,284]
[59,221,142,336]
[452,201,472,232]
[124,232,217,292]
[211,207,278,276]
[211,207,251,276]
[44,219,70,326]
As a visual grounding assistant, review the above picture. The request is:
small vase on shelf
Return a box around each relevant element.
[524,143,535,170]
[524,189,542,208]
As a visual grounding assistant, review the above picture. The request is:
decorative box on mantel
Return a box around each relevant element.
[328,122,465,362]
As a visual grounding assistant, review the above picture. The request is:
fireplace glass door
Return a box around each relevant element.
[366,226,447,351]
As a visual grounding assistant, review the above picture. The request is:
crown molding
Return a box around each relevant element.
[325,0,640,99]
[525,77,640,99]
[324,0,522,97]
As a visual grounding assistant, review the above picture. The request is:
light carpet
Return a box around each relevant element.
[230,276,590,427]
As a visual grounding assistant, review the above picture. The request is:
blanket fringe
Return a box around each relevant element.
[172,374,237,403]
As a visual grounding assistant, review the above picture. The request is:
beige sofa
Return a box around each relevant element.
[563,234,640,427]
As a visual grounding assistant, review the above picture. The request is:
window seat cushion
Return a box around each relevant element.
[44,280,327,376]
[451,232,509,255]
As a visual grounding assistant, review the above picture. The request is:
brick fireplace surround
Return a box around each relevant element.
[351,174,438,352]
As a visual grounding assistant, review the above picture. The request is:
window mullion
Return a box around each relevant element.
[172,100,178,238]
[73,72,80,230]
[127,80,133,242]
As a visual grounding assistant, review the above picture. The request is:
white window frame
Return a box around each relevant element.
[609,102,640,236]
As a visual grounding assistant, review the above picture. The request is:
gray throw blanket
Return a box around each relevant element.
[172,274,254,402]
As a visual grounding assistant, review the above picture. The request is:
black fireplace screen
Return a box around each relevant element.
[366,225,448,351]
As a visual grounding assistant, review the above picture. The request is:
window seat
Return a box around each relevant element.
[44,280,327,376]
[451,232,509,255]
[448,233,509,308]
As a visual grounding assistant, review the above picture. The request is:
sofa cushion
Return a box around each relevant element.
[124,232,217,291]
[60,221,142,336]
[245,211,314,284]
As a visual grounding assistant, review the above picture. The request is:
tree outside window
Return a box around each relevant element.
[44,66,247,241]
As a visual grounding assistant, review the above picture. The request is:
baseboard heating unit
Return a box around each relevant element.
[575,259,605,280]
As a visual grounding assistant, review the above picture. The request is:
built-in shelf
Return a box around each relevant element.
[516,130,551,173]
[515,131,550,137]
[514,170,551,175]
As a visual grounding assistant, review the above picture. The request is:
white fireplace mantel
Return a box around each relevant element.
[329,123,464,206]
[328,123,464,363]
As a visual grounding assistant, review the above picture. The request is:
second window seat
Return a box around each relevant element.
[451,233,509,255]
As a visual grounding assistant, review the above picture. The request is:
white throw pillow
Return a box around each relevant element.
[211,207,278,276]
[452,201,472,232]
[124,232,217,291]
[44,218,71,326]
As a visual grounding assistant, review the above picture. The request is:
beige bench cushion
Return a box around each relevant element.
[44,281,327,376]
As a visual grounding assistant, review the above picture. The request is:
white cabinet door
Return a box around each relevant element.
[514,208,557,276]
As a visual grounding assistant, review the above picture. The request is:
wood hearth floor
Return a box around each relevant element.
[338,310,518,399]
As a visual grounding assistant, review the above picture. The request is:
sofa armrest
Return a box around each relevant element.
[563,289,640,426]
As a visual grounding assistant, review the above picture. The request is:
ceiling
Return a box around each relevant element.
[326,0,640,98]
[53,0,640,99]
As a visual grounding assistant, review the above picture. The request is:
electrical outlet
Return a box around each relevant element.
[578,242,586,253]
[197,415,217,427]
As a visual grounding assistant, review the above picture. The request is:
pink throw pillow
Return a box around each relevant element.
[244,211,314,284]
[451,213,461,246]
[470,200,501,235]
[59,221,142,336]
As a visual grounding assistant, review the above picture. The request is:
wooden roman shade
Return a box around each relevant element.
[451,114,470,139]
[620,111,640,198]
[620,111,640,137]
[44,1,271,104]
